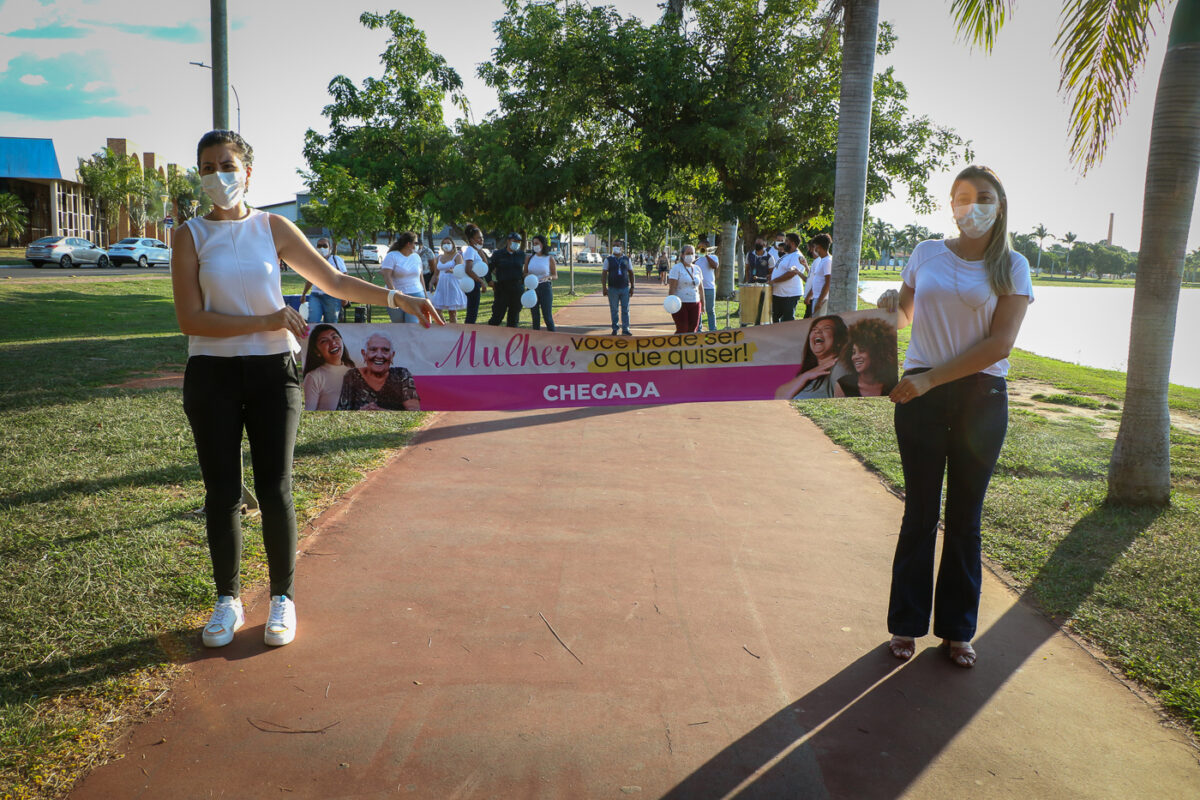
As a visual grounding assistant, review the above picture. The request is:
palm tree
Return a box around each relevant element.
[1032,223,1052,273]
[869,217,895,266]
[950,0,1200,506]
[1062,231,1078,274]
[0,193,28,247]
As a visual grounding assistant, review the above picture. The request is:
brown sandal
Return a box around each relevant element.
[888,635,916,661]
[942,639,976,668]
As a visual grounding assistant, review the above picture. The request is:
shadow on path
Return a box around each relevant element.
[412,404,638,445]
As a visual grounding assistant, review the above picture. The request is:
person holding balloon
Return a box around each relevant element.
[666,244,703,333]
[429,235,469,323]
[522,234,558,331]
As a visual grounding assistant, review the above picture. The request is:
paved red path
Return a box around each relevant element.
[73,285,1199,799]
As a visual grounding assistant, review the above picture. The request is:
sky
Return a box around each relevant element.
[1,0,1196,252]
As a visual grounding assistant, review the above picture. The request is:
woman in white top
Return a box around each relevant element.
[302,324,353,410]
[878,165,1033,669]
[523,234,558,331]
[667,244,703,333]
[381,232,428,323]
[695,241,719,332]
[429,235,469,322]
[172,130,441,650]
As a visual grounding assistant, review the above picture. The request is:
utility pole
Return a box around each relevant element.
[211,0,230,129]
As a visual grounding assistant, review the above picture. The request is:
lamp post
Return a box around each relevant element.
[189,60,241,131]
[161,193,171,250]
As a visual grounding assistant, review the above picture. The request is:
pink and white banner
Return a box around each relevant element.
[299,310,898,411]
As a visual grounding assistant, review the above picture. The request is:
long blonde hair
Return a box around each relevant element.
[952,165,1013,296]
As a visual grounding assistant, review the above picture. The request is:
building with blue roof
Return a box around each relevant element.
[0,136,104,246]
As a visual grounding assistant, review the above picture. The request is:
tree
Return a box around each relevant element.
[1062,230,1078,273]
[868,217,895,265]
[0,193,28,246]
[950,0,1200,506]
[1032,223,1052,272]
[300,162,392,280]
[169,167,211,221]
[77,147,140,241]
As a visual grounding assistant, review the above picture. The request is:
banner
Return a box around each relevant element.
[299,309,898,411]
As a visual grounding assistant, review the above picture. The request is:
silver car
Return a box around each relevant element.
[107,237,170,267]
[25,236,110,268]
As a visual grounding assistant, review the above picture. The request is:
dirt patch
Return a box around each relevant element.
[1008,378,1200,437]
[105,372,184,390]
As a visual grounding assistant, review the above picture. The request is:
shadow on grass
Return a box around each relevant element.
[662,504,1163,799]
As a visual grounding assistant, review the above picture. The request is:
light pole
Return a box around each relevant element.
[160,193,171,249]
[189,60,240,131]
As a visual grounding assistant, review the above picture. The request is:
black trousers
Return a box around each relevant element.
[183,353,302,600]
[771,295,799,323]
[464,284,482,324]
[488,279,523,328]
[887,370,1008,641]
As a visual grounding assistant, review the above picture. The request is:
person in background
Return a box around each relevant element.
[302,324,354,411]
[429,235,468,323]
[381,232,428,323]
[172,129,441,650]
[462,223,490,324]
[300,237,347,324]
[806,233,833,318]
[524,234,558,331]
[878,165,1033,669]
[834,317,899,397]
[419,239,436,292]
[602,238,635,336]
[744,236,776,284]
[488,232,526,328]
[696,237,719,332]
[769,232,807,322]
[667,244,703,334]
[657,250,671,285]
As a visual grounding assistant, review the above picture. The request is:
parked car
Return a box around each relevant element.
[107,237,170,267]
[25,236,109,269]
[361,244,386,264]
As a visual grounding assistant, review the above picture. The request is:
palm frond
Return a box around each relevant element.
[948,0,1018,51]
[1055,0,1167,172]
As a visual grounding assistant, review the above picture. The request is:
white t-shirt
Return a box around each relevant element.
[527,254,553,282]
[697,253,718,289]
[462,245,488,280]
[309,254,347,297]
[382,250,424,293]
[903,239,1034,378]
[303,364,349,411]
[771,251,804,297]
[805,255,831,301]
[668,261,703,303]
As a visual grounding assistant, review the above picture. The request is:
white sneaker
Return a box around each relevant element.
[202,596,244,647]
[264,595,296,646]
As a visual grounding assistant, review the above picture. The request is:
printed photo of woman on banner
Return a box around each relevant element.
[300,310,896,412]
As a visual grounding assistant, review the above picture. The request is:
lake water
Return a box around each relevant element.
[861,280,1200,389]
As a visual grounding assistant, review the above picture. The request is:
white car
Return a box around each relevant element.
[107,237,170,268]
[361,244,386,264]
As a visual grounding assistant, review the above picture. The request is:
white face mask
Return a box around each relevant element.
[317,246,330,256]
[532,244,543,253]
[613,247,622,255]
[200,169,245,210]
[953,203,998,239]
[682,254,694,264]
[508,241,520,251]
[441,242,453,252]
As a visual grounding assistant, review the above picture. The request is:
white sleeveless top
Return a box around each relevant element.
[184,209,297,358]
[527,254,552,282]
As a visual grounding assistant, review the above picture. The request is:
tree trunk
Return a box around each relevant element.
[718,217,738,300]
[829,0,879,314]
[1107,0,1200,506]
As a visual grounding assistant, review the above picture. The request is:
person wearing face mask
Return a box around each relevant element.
[429,236,468,323]
[695,237,720,332]
[876,165,1033,669]
[667,244,703,333]
[743,236,776,284]
[805,233,833,319]
[768,232,807,322]
[461,223,490,324]
[381,232,428,323]
[602,239,635,336]
[299,238,348,324]
[523,234,559,331]
[173,130,443,651]
[487,232,526,328]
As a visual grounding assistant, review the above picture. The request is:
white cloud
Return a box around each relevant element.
[82,80,106,92]
[19,73,47,85]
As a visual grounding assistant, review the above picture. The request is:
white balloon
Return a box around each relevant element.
[453,263,466,279]
[458,275,475,293]
[297,301,309,320]
[523,274,539,291]
[663,295,682,314]
[520,289,538,308]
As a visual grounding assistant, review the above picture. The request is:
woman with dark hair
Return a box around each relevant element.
[523,233,558,331]
[172,130,441,650]
[773,315,849,399]
[878,165,1033,668]
[381,232,427,323]
[834,317,898,397]
[461,223,490,324]
[302,324,354,411]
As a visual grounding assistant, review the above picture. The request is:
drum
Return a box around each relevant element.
[738,283,772,326]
